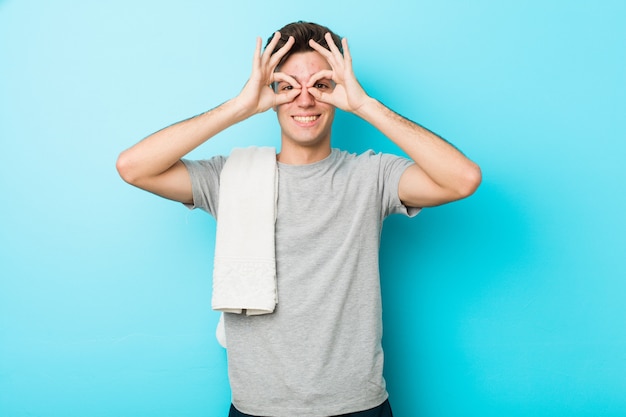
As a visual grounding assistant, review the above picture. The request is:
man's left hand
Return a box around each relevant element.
[307,33,371,113]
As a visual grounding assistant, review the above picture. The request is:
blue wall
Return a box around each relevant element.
[1,1,625,416]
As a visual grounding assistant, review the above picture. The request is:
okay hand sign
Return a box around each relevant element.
[307,33,370,113]
[236,32,302,115]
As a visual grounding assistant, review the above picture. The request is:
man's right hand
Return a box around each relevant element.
[117,33,302,204]
[234,32,302,116]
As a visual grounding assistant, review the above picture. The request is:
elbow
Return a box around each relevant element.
[457,162,482,199]
[116,150,139,185]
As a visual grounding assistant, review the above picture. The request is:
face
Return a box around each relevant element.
[274,51,335,151]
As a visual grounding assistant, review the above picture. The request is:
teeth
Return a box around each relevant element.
[293,115,318,123]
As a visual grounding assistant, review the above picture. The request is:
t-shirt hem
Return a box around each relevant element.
[232,392,389,417]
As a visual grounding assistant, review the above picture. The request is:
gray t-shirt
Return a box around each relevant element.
[183,148,418,416]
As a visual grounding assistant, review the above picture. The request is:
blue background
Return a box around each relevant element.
[1,1,625,416]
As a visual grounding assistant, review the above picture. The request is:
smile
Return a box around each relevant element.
[292,115,320,123]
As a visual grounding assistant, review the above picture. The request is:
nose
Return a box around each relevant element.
[295,86,315,107]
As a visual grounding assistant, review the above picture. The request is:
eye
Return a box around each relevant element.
[276,83,294,92]
[314,83,329,89]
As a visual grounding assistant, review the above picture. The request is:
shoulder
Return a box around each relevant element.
[332,148,411,170]
[182,155,228,176]
[331,148,379,164]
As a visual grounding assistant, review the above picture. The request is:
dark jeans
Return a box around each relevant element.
[228,398,393,417]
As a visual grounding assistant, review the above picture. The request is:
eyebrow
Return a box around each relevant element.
[281,75,333,84]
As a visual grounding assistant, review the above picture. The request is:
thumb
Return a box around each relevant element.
[274,88,301,106]
[307,87,333,105]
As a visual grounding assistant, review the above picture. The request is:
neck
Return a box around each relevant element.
[277,142,332,165]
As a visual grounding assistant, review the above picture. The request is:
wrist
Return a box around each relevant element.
[228,96,258,121]
[352,96,380,119]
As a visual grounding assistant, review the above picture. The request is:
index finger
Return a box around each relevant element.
[271,72,301,90]
[305,69,334,88]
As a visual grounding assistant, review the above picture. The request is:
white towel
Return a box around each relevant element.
[212,146,278,318]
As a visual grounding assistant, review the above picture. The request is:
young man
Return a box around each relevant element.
[117,21,481,417]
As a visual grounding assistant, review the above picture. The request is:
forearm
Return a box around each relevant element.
[117,98,252,183]
[355,97,480,193]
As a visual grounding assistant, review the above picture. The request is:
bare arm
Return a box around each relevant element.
[308,34,481,208]
[116,33,300,203]
[116,102,247,203]
[355,100,482,207]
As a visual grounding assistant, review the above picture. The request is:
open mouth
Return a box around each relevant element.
[292,115,320,123]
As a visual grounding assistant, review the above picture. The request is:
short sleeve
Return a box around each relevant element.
[378,153,421,218]
[181,156,227,217]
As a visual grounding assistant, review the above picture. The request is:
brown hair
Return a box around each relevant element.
[266,21,342,68]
